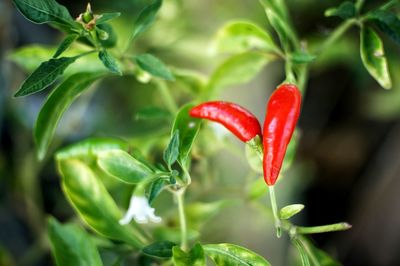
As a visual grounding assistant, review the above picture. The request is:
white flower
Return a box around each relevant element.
[119,196,162,225]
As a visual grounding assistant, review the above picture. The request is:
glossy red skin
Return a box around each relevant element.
[263,84,301,186]
[189,101,262,142]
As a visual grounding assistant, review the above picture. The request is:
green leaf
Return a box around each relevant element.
[98,50,121,75]
[247,178,267,200]
[360,27,391,89]
[299,237,341,266]
[279,204,305,220]
[96,12,121,24]
[325,1,356,19]
[34,72,104,160]
[14,56,78,97]
[97,149,154,184]
[153,228,200,243]
[57,159,147,248]
[132,0,162,40]
[56,138,128,160]
[48,217,103,266]
[207,52,272,93]
[53,34,78,58]
[142,241,177,259]
[163,130,180,167]
[370,10,400,45]
[172,104,201,166]
[12,0,75,26]
[135,54,175,81]
[172,68,206,94]
[173,243,206,266]
[264,8,296,49]
[291,52,316,64]
[135,106,171,121]
[204,243,271,266]
[213,20,278,54]
[147,178,166,205]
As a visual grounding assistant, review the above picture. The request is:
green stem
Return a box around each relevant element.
[316,19,357,55]
[296,222,352,234]
[292,238,311,266]
[153,80,178,113]
[176,189,188,251]
[268,186,281,237]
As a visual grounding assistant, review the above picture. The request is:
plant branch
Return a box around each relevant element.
[176,189,188,251]
[268,185,281,237]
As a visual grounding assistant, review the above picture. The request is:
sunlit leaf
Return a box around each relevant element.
[204,243,271,266]
[279,204,305,220]
[98,50,122,75]
[173,243,205,266]
[213,20,278,54]
[97,150,154,184]
[207,52,272,94]
[48,217,103,266]
[132,0,162,40]
[360,27,391,89]
[135,54,174,81]
[172,104,201,166]
[57,159,147,248]
[14,56,78,97]
[142,241,177,259]
[34,72,104,160]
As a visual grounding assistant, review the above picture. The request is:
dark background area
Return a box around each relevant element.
[1,0,400,265]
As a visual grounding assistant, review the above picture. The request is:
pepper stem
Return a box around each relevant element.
[176,188,188,251]
[268,185,281,237]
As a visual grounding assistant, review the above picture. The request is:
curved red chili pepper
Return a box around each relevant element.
[263,84,301,186]
[189,101,262,142]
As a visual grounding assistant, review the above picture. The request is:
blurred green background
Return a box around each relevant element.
[1,0,400,265]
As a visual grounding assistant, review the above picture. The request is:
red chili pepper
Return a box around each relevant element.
[263,84,301,186]
[189,101,262,142]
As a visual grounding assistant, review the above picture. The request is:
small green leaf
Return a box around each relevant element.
[98,50,121,75]
[142,241,177,259]
[264,8,296,49]
[172,104,201,166]
[147,178,166,205]
[48,217,103,266]
[325,1,356,19]
[163,130,180,167]
[204,243,271,266]
[135,106,171,121]
[279,204,305,220]
[34,72,104,160]
[14,56,78,97]
[207,52,272,93]
[96,12,121,24]
[97,150,154,184]
[57,159,147,248]
[53,34,78,58]
[370,10,400,45]
[291,52,316,64]
[213,20,278,54]
[56,138,128,160]
[173,243,206,266]
[132,0,162,40]
[360,27,391,89]
[135,54,175,81]
[12,0,75,26]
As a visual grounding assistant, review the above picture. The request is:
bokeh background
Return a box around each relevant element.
[1,0,400,265]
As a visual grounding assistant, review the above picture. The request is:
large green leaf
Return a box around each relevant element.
[48,217,103,266]
[172,104,201,166]
[360,27,391,89]
[56,138,129,160]
[34,72,104,160]
[135,54,174,81]
[213,21,277,54]
[57,159,147,248]
[12,0,75,26]
[207,52,272,94]
[370,9,400,45]
[14,56,78,97]
[97,150,154,184]
[132,0,162,40]
[204,243,271,266]
[98,50,122,75]
[173,243,206,266]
